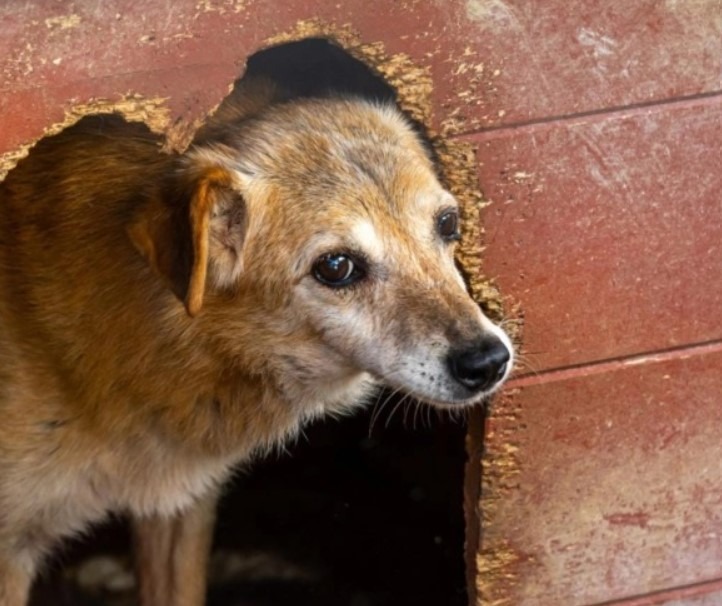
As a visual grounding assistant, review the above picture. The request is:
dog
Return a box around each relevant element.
[0,74,513,605]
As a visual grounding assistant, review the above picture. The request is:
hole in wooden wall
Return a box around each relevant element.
[19,37,470,606]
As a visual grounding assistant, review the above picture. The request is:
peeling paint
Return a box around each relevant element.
[603,511,651,529]
[44,14,82,30]
[476,542,523,606]
[440,55,507,136]
[474,388,526,605]
[466,0,523,31]
[577,27,618,59]
[194,0,248,15]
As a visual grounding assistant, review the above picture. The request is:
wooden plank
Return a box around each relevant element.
[437,0,722,134]
[2,0,721,156]
[472,96,722,372]
[476,346,722,605]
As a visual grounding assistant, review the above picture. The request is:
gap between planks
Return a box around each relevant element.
[451,90,722,143]
[504,338,722,389]
[587,576,722,606]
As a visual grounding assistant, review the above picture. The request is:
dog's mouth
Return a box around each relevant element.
[371,375,505,412]
[392,378,508,410]
[370,337,513,409]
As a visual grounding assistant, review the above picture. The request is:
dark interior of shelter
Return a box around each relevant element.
[29,39,468,606]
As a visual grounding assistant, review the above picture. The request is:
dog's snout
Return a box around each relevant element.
[447,338,511,393]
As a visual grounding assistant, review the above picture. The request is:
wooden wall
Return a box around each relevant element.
[2,2,721,604]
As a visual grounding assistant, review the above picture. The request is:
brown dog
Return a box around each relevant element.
[0,76,512,605]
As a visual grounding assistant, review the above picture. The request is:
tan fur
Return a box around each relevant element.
[0,78,512,605]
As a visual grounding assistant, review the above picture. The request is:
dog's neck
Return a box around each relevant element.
[66,304,374,462]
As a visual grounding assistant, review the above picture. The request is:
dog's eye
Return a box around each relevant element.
[313,253,363,287]
[437,210,460,241]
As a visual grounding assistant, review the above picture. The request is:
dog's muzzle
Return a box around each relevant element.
[446,337,511,394]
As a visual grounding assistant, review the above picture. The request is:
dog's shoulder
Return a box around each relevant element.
[1,115,168,222]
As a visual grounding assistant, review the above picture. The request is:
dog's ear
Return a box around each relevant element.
[128,163,247,317]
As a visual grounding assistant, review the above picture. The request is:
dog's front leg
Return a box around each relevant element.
[0,556,34,606]
[132,492,218,606]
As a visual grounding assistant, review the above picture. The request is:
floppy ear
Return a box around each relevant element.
[128,164,246,317]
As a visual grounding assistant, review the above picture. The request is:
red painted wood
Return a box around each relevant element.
[480,347,722,605]
[0,64,235,154]
[2,0,721,155]
[473,97,722,373]
[438,0,722,133]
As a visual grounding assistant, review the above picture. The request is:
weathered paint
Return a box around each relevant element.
[474,96,722,373]
[479,347,722,605]
[3,0,722,153]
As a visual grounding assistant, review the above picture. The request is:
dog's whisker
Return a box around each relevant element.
[420,401,429,431]
[369,385,405,436]
[384,396,407,429]
[402,396,415,428]
[425,402,434,429]
[511,352,541,377]
[412,399,422,426]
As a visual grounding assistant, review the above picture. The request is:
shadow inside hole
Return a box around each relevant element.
[245,38,397,104]
[211,404,468,606]
[27,37,467,606]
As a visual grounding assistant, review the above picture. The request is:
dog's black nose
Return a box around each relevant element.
[447,338,511,393]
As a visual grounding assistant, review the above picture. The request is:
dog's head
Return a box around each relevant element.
[130,97,513,409]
